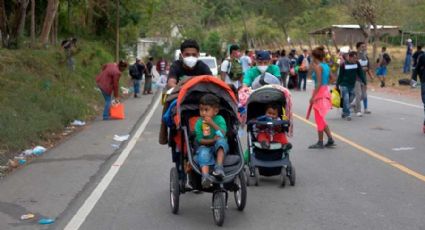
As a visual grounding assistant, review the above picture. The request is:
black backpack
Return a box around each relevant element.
[383,53,391,64]
[129,64,139,78]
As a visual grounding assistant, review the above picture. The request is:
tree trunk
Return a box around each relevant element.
[0,0,8,47]
[371,23,380,70]
[30,0,35,46]
[40,0,59,45]
[15,0,30,36]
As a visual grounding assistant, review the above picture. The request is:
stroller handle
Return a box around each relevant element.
[183,126,245,184]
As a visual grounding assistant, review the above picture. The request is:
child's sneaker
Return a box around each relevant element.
[213,165,225,179]
[260,140,270,149]
[201,175,212,189]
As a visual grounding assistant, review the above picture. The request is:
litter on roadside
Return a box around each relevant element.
[38,218,55,225]
[22,149,33,156]
[111,144,120,150]
[21,213,35,220]
[32,146,46,156]
[392,147,415,151]
[113,134,130,142]
[8,159,19,168]
[71,120,86,126]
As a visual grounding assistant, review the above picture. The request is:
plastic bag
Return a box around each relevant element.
[110,103,125,120]
[331,87,341,108]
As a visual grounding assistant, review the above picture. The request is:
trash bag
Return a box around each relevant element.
[110,103,125,120]
[398,78,411,86]
[331,87,341,108]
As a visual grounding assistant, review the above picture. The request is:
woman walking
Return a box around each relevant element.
[308,46,335,149]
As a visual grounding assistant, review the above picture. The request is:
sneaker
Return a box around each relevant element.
[213,165,225,179]
[308,142,324,149]
[356,112,363,117]
[201,175,212,189]
[260,141,270,149]
[325,139,336,148]
[364,110,371,114]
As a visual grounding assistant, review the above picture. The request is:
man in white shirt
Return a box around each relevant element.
[221,45,242,89]
[240,50,252,74]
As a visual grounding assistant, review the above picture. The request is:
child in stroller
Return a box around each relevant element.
[194,94,228,188]
[255,103,289,149]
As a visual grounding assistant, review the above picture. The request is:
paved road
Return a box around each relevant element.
[1,82,424,229]
[56,85,425,230]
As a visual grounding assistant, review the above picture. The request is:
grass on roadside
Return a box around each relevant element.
[0,41,113,162]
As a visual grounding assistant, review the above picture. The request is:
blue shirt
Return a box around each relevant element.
[312,62,330,86]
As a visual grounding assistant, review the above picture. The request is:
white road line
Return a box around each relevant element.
[64,95,161,230]
[368,95,423,109]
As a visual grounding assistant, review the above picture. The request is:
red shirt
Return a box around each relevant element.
[96,63,122,98]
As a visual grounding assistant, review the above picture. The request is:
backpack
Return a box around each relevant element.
[299,55,310,72]
[227,59,243,81]
[383,53,391,65]
[129,64,140,78]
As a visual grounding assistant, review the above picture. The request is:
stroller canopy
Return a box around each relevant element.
[246,85,289,121]
[175,76,239,127]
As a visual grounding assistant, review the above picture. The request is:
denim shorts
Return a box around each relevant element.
[195,138,229,167]
[376,66,387,76]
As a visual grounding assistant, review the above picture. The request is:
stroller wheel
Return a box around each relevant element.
[288,165,296,186]
[212,191,226,226]
[244,166,251,187]
[280,168,287,187]
[254,168,260,186]
[170,167,180,214]
[234,171,247,211]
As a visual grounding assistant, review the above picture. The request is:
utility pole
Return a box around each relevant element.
[115,0,120,62]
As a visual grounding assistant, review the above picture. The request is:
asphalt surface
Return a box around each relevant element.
[2,82,425,230]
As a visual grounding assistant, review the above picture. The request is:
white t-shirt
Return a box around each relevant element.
[221,59,242,89]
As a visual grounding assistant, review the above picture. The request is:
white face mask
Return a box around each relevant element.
[182,56,198,68]
[257,65,268,73]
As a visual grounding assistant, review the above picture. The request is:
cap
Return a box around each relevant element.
[256,50,271,61]
[407,38,412,43]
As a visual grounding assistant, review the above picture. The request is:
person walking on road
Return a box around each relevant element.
[297,49,311,91]
[221,44,243,89]
[242,50,281,88]
[415,52,425,133]
[376,47,391,88]
[160,39,212,145]
[404,38,413,73]
[337,51,366,121]
[129,58,146,98]
[308,46,335,149]
[240,50,252,75]
[144,57,154,95]
[277,49,291,87]
[355,42,372,115]
[411,45,424,88]
[96,60,128,120]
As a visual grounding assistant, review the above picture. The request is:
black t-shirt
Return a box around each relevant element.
[168,60,212,83]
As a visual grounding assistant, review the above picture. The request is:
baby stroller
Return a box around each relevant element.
[165,76,247,226]
[245,85,296,187]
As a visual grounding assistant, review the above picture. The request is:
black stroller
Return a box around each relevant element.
[245,85,296,187]
[165,76,247,226]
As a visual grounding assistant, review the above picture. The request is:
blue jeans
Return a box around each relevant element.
[298,71,307,90]
[195,138,229,167]
[133,79,141,95]
[403,55,411,73]
[340,86,355,117]
[101,89,112,120]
